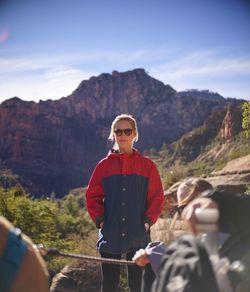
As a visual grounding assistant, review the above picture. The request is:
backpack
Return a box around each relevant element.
[152,235,219,292]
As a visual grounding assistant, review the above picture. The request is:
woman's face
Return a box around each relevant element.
[113,120,136,152]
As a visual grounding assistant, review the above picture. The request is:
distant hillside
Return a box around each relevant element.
[155,104,250,188]
[0,68,244,196]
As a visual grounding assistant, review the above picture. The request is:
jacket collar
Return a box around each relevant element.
[107,148,140,159]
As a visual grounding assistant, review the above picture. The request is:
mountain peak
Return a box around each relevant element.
[112,68,146,76]
[1,97,23,106]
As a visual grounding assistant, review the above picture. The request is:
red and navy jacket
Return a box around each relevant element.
[86,149,164,254]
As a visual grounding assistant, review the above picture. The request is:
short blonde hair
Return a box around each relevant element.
[108,114,138,148]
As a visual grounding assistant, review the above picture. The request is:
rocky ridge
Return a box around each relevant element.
[0,69,243,196]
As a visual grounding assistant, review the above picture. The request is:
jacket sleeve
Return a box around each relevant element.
[144,161,165,225]
[208,191,250,235]
[86,163,105,228]
[146,241,167,275]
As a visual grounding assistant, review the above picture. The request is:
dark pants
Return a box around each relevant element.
[100,252,142,292]
[141,264,156,292]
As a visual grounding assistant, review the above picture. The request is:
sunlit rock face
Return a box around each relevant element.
[220,105,242,140]
[0,69,241,197]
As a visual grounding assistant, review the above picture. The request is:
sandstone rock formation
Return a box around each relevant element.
[214,154,250,172]
[206,154,250,194]
[220,104,242,139]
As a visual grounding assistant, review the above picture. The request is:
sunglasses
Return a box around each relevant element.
[114,128,133,136]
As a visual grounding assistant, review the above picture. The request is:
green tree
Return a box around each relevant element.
[0,186,96,277]
[0,187,75,275]
[63,194,79,216]
[242,101,250,138]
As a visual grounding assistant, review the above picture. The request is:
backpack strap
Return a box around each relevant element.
[153,235,219,292]
[0,228,28,292]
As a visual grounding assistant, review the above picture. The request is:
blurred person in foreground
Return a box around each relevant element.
[0,215,49,292]
[133,178,250,292]
[86,114,164,292]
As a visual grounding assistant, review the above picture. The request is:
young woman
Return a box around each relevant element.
[86,113,164,292]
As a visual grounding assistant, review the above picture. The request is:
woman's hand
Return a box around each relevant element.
[132,249,150,267]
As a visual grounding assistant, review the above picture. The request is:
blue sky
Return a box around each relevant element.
[0,0,249,103]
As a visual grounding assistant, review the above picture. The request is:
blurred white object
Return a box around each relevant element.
[195,208,219,255]
[195,208,233,292]
[195,208,219,226]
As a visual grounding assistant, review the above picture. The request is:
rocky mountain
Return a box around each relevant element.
[158,104,244,166]
[0,69,244,197]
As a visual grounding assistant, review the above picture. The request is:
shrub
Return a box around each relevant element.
[242,102,250,138]
[0,187,94,277]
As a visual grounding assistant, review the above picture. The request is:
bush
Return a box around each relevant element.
[0,186,94,277]
[242,102,250,138]
[162,165,188,189]
[245,185,250,195]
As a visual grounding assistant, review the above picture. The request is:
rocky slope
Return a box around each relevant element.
[158,104,244,166]
[0,69,243,196]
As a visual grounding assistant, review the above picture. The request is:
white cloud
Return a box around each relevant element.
[0,48,171,102]
[149,50,250,100]
[0,47,172,75]
[0,65,95,102]
[150,51,250,79]
[0,48,250,102]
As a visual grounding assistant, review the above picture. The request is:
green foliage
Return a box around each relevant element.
[63,193,80,217]
[242,102,250,138]
[155,121,250,191]
[213,160,227,171]
[162,165,188,189]
[0,186,95,278]
[245,185,250,195]
[158,122,221,169]
[119,267,130,291]
[0,168,21,189]
[228,143,250,161]
[186,161,214,177]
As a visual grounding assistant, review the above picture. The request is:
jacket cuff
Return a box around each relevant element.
[144,216,153,227]
[95,215,104,229]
